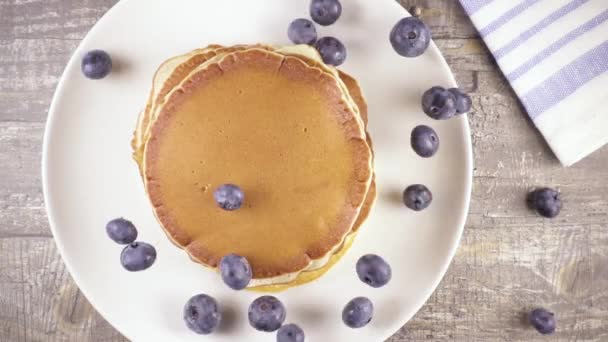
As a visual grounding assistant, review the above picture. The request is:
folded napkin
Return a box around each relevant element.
[459,0,608,166]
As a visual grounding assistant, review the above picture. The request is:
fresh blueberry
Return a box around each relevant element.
[120,242,156,272]
[248,296,286,332]
[403,184,433,211]
[277,323,305,342]
[81,50,112,80]
[219,254,252,290]
[390,17,431,58]
[422,86,457,120]
[527,188,562,218]
[310,0,342,26]
[448,88,472,115]
[214,184,244,211]
[105,218,138,245]
[342,297,374,328]
[356,254,392,288]
[315,37,347,66]
[411,125,439,158]
[184,294,222,335]
[529,308,556,335]
[288,18,318,45]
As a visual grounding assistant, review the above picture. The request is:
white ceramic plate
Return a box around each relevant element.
[43,0,472,341]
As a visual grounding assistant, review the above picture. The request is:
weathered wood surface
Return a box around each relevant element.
[1,0,607,341]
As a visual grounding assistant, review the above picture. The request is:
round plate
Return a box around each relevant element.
[43,0,472,341]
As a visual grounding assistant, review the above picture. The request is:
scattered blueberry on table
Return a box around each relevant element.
[356,254,392,288]
[342,297,374,328]
[219,254,252,290]
[310,0,342,26]
[81,50,112,80]
[315,36,347,66]
[422,86,458,120]
[288,18,318,45]
[120,241,157,272]
[448,88,472,115]
[527,187,562,218]
[184,294,222,335]
[249,296,287,332]
[106,218,138,245]
[214,184,245,211]
[277,323,305,342]
[411,125,440,158]
[403,184,433,211]
[529,308,556,335]
[390,17,431,58]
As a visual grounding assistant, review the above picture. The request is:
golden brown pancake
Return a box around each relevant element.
[143,48,373,281]
[133,45,376,287]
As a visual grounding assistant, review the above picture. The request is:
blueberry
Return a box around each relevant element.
[411,125,439,158]
[120,242,156,272]
[390,17,431,58]
[219,254,252,290]
[248,296,286,332]
[288,19,318,45]
[310,0,342,26]
[81,50,112,80]
[422,86,457,120]
[527,188,562,218]
[342,297,373,328]
[277,323,305,342]
[184,294,222,335]
[529,308,556,335]
[448,88,472,115]
[315,37,347,66]
[214,184,244,211]
[403,184,433,211]
[105,218,138,245]
[356,254,392,288]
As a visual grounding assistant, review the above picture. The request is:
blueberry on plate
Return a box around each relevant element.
[288,18,318,45]
[81,50,112,80]
[527,188,562,218]
[448,88,472,115]
[184,294,222,335]
[214,184,244,211]
[529,308,556,335]
[105,218,138,245]
[315,37,347,66]
[248,296,286,332]
[277,323,305,342]
[120,242,156,272]
[342,297,374,328]
[356,254,392,288]
[422,86,457,120]
[390,17,431,57]
[403,184,433,211]
[310,0,342,26]
[411,125,439,158]
[219,254,252,290]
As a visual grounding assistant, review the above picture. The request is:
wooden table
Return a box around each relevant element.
[1,0,607,341]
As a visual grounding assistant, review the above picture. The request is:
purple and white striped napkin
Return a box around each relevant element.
[459,0,608,166]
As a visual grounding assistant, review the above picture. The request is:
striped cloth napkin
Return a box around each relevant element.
[458,0,608,166]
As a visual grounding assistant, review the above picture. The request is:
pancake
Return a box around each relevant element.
[134,44,376,287]
[134,45,377,287]
[142,48,373,285]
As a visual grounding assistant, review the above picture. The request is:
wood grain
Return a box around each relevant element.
[0,0,606,341]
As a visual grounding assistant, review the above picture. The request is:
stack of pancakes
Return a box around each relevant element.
[132,44,376,290]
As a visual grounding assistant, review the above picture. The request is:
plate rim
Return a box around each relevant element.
[41,0,474,340]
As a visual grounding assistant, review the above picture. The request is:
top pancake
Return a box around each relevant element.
[142,48,373,281]
[134,45,376,286]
